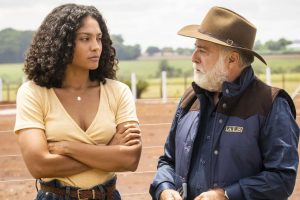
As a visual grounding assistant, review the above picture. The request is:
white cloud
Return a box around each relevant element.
[0,0,299,50]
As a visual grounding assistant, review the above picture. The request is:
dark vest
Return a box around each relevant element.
[180,78,296,119]
[173,77,296,187]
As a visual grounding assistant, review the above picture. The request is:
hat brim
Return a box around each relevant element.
[178,24,267,65]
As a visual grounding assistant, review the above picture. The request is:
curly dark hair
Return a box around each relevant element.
[24,3,118,88]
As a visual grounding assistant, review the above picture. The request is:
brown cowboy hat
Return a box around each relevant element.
[178,6,267,65]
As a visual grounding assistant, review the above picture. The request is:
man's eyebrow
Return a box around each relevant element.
[194,43,206,49]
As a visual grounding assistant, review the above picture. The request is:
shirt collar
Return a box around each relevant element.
[221,66,254,97]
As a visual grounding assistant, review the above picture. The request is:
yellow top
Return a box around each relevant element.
[14,79,138,188]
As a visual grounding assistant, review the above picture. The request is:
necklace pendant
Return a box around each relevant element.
[76,96,82,101]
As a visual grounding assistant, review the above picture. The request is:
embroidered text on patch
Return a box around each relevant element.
[225,126,243,133]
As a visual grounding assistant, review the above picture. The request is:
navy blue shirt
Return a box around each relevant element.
[188,92,215,197]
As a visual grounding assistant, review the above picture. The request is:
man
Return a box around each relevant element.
[150,6,299,200]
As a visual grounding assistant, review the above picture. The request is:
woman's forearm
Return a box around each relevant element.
[47,122,142,173]
[18,128,90,179]
[65,142,142,172]
[31,153,90,178]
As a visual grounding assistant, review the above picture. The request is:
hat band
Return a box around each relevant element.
[198,29,245,50]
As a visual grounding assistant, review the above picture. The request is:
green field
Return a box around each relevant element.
[117,59,193,79]
[1,55,300,101]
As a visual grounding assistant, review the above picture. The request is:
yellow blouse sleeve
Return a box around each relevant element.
[14,81,45,133]
[115,84,139,125]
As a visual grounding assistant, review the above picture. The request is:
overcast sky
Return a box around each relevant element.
[0,0,299,50]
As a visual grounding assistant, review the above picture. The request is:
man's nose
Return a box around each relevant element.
[192,49,199,64]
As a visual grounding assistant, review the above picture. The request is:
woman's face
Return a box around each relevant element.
[71,16,102,70]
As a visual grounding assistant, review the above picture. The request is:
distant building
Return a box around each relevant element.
[287,41,300,51]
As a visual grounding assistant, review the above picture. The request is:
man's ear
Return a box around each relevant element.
[228,51,240,64]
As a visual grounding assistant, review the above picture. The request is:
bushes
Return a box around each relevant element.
[122,79,149,98]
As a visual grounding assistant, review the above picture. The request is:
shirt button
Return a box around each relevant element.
[213,183,218,187]
[225,89,229,94]
[200,159,206,165]
[218,119,223,124]
[206,135,211,140]
[184,146,190,152]
[222,103,227,109]
[214,150,219,155]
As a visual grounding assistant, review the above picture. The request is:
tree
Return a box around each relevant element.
[175,47,193,55]
[146,46,160,56]
[161,47,174,54]
[254,40,262,51]
[156,59,182,78]
[265,38,292,51]
[0,28,34,63]
[111,34,141,60]
[159,59,169,71]
[111,34,124,45]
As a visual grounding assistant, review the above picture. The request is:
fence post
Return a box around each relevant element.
[266,66,272,86]
[7,83,10,102]
[0,78,2,102]
[162,71,167,103]
[131,73,137,101]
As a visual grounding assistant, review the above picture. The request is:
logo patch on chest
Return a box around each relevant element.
[225,126,243,133]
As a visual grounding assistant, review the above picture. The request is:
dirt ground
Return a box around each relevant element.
[0,97,299,200]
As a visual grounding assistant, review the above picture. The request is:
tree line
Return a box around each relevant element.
[0,28,142,63]
[254,38,295,52]
[0,28,298,63]
[145,38,298,56]
[145,46,194,56]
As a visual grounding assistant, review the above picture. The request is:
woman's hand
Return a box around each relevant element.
[48,141,70,155]
[108,123,141,146]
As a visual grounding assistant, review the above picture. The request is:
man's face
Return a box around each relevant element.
[192,39,229,92]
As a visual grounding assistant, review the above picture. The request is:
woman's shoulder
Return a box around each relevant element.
[19,80,38,90]
[18,80,48,96]
[104,78,129,91]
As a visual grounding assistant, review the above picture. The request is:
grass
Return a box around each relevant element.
[139,76,300,98]
[0,63,24,83]
[118,56,300,79]
[117,59,193,80]
[1,54,300,101]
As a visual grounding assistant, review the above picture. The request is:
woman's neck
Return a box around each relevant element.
[62,67,95,90]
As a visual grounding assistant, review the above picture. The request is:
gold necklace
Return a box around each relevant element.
[76,96,82,101]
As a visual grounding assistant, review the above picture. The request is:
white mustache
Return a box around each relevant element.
[192,63,197,69]
[193,63,205,73]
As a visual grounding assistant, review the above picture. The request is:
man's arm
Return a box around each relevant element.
[149,105,183,200]
[225,97,299,200]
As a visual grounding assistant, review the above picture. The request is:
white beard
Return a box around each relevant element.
[193,55,229,92]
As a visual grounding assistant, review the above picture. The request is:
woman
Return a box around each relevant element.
[14,4,142,200]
